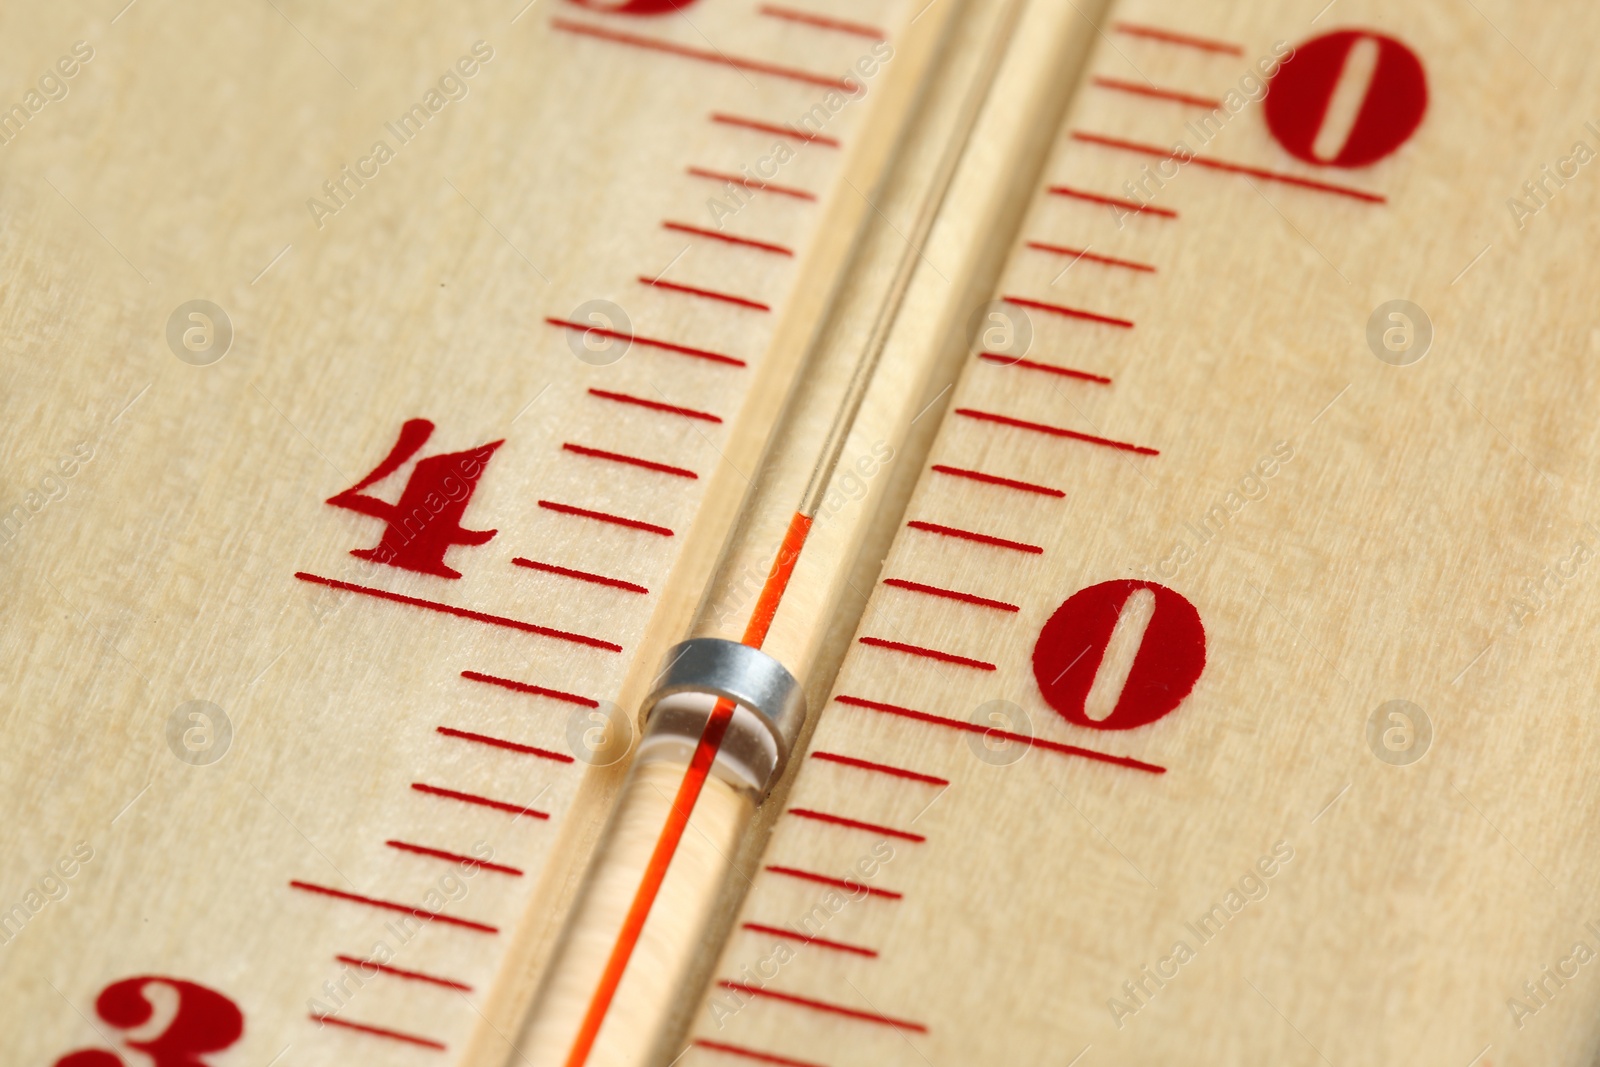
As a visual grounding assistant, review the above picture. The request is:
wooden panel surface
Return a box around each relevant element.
[682,2,1600,1065]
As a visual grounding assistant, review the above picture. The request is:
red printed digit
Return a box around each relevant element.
[1032,580,1205,731]
[1265,30,1427,168]
[52,976,244,1067]
[327,418,503,579]
[567,0,698,13]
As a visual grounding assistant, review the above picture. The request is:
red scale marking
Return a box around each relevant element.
[310,1013,447,1051]
[436,725,575,764]
[1025,240,1156,273]
[512,557,649,595]
[857,635,996,671]
[715,981,928,1033]
[288,881,499,934]
[978,352,1112,384]
[686,166,817,201]
[639,276,771,312]
[333,955,474,992]
[955,407,1159,456]
[742,921,879,958]
[1113,21,1244,55]
[663,221,795,257]
[292,572,621,651]
[386,839,525,877]
[550,17,857,92]
[693,1038,828,1067]
[562,442,698,479]
[787,808,926,843]
[757,4,886,40]
[587,387,723,423]
[881,577,1019,612]
[1071,131,1387,203]
[539,500,675,537]
[835,695,1167,774]
[1048,184,1178,218]
[461,669,599,708]
[906,519,1043,555]
[931,462,1065,497]
[765,864,903,900]
[1002,294,1133,329]
[710,111,840,147]
[411,783,551,820]
[810,750,949,786]
[1092,74,1223,108]
[545,317,746,367]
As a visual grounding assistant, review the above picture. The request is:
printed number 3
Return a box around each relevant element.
[53,976,243,1067]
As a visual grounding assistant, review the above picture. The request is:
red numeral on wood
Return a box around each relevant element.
[1265,30,1427,168]
[1032,580,1206,731]
[52,976,244,1067]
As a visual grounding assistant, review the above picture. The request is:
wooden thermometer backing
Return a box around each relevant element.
[5,0,1600,1066]
[671,1,1600,1066]
[0,0,960,1063]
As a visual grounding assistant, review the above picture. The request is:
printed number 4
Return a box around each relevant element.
[53,976,243,1067]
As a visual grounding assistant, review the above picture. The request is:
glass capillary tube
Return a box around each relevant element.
[513,2,1026,1062]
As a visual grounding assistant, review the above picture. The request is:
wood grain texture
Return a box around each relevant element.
[682,2,1600,1066]
[0,1,934,1064]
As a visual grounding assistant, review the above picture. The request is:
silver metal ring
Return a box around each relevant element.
[643,638,806,786]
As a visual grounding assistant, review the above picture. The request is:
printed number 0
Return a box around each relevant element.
[52,976,244,1067]
[1032,580,1206,731]
[566,0,699,13]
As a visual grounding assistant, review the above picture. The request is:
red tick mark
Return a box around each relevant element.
[289,881,499,933]
[538,500,675,537]
[334,955,474,992]
[906,519,1043,554]
[461,669,599,708]
[693,1038,828,1067]
[410,783,551,820]
[930,463,1065,497]
[710,112,839,147]
[955,408,1159,456]
[310,1014,446,1051]
[758,4,885,40]
[437,726,575,764]
[587,387,723,423]
[810,750,949,786]
[882,577,1019,612]
[858,636,996,671]
[639,276,770,311]
[1048,185,1178,218]
[512,557,648,595]
[1025,240,1155,273]
[550,17,858,91]
[563,442,697,479]
[765,864,903,899]
[1071,131,1387,203]
[1002,294,1133,329]
[787,808,926,843]
[835,695,1167,773]
[715,982,928,1032]
[686,166,816,201]
[742,922,878,957]
[385,839,525,876]
[1113,21,1243,55]
[292,572,620,650]
[662,221,794,256]
[978,352,1113,384]
[1092,75,1223,108]
[545,317,746,367]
